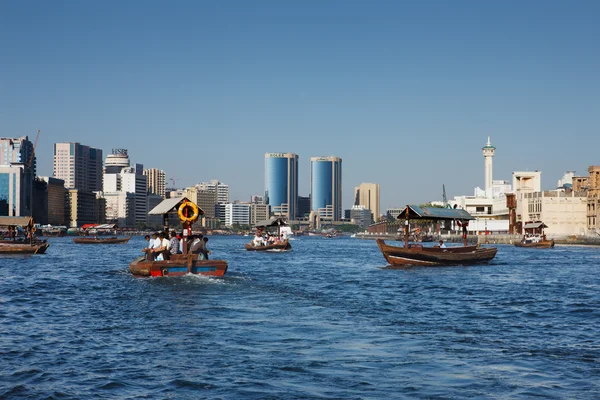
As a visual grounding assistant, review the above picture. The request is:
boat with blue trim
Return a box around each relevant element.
[129,197,228,278]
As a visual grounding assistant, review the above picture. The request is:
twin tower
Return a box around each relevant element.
[264,153,342,222]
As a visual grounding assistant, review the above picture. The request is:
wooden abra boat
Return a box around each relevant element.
[0,216,50,255]
[245,239,291,251]
[0,242,49,255]
[73,224,129,244]
[130,254,228,277]
[246,218,292,252]
[378,205,498,267]
[377,240,497,266]
[514,221,554,248]
[129,197,228,278]
[73,236,130,244]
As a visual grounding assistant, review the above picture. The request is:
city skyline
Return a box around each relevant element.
[2,2,599,209]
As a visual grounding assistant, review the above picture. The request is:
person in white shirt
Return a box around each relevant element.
[439,240,446,249]
[146,233,159,261]
[154,232,170,261]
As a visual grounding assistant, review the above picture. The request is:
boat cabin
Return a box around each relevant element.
[0,216,36,241]
[149,196,204,254]
[521,221,548,243]
[396,205,474,247]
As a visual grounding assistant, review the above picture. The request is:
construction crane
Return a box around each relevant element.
[28,129,40,169]
[169,176,180,188]
[442,184,452,209]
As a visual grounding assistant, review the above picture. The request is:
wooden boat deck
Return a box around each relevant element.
[0,242,50,255]
[130,253,228,277]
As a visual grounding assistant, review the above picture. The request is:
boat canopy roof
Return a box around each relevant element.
[81,223,118,230]
[524,221,547,229]
[0,216,34,227]
[397,205,474,221]
[148,197,204,215]
[255,217,288,228]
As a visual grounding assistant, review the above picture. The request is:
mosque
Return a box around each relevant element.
[446,137,545,234]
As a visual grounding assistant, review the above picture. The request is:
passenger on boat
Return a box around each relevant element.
[439,240,446,248]
[168,231,179,256]
[146,233,159,261]
[154,232,170,261]
[202,237,210,259]
[189,234,205,255]
[253,232,265,247]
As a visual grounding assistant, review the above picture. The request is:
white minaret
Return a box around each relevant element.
[482,136,496,196]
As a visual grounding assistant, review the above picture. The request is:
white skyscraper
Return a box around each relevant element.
[102,150,148,227]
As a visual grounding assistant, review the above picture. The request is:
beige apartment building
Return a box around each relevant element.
[517,190,587,236]
[144,168,166,198]
[353,183,380,222]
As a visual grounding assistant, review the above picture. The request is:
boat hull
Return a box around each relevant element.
[73,237,131,244]
[0,242,49,254]
[244,240,291,251]
[514,239,554,248]
[376,239,497,267]
[129,254,228,277]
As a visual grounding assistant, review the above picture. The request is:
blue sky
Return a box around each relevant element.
[2,1,599,210]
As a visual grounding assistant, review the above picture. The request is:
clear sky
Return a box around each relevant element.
[2,1,599,210]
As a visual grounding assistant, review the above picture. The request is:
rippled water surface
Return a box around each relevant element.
[1,236,599,399]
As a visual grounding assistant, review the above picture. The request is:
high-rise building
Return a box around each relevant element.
[104,149,130,174]
[264,153,298,220]
[53,142,102,192]
[33,177,66,226]
[67,189,103,227]
[0,136,36,175]
[310,156,342,221]
[102,151,148,227]
[0,136,36,216]
[197,180,229,204]
[197,189,217,218]
[354,183,380,223]
[144,168,166,197]
[297,195,310,219]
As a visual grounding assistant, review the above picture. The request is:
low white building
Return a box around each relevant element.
[223,202,250,226]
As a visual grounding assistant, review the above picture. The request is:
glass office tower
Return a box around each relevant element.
[310,156,342,221]
[264,153,298,220]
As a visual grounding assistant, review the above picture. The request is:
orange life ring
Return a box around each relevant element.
[177,201,199,223]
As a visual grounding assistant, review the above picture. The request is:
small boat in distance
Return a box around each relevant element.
[245,218,292,251]
[514,221,554,248]
[73,224,130,244]
[377,205,497,267]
